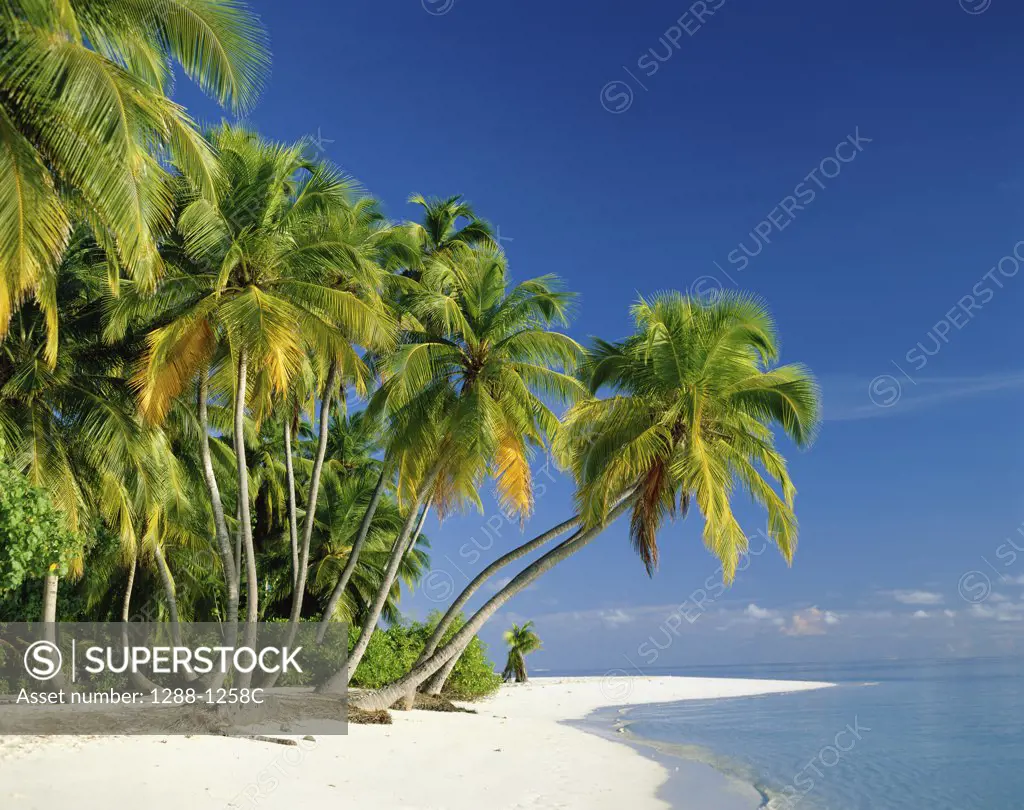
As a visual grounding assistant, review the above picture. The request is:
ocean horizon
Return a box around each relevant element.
[567,657,1024,809]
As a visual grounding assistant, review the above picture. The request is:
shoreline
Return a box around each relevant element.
[0,676,834,809]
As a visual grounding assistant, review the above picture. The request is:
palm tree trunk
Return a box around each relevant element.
[283,415,300,589]
[416,513,582,696]
[234,347,258,688]
[235,501,242,586]
[121,556,137,622]
[198,372,239,632]
[419,490,636,696]
[288,362,337,626]
[234,347,257,626]
[315,467,387,643]
[319,461,442,692]
[42,572,58,626]
[154,545,200,682]
[121,557,160,692]
[424,647,461,696]
[409,502,430,550]
[259,366,338,691]
[348,499,633,710]
[153,545,183,645]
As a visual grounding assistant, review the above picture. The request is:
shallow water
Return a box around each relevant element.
[607,658,1024,809]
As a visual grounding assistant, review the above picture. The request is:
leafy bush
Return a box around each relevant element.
[266,614,501,700]
[350,613,501,700]
[0,463,79,595]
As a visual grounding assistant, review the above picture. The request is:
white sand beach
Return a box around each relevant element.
[0,676,833,810]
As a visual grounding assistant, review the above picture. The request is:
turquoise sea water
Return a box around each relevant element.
[598,659,1024,809]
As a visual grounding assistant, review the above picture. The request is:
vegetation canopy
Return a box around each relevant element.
[0,0,820,714]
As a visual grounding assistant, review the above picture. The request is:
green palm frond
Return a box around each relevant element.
[0,0,267,355]
[557,292,820,581]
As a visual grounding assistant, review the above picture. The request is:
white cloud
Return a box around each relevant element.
[745,604,779,621]
[781,607,839,636]
[600,609,635,628]
[891,590,944,606]
[913,610,930,619]
[969,600,1024,622]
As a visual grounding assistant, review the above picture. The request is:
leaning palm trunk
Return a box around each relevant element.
[198,373,239,634]
[153,546,183,644]
[315,467,388,643]
[121,557,137,623]
[288,363,337,625]
[417,514,582,696]
[424,645,461,696]
[283,416,300,589]
[319,462,442,692]
[120,559,160,692]
[420,490,636,696]
[349,499,633,710]
[409,503,430,550]
[261,366,338,690]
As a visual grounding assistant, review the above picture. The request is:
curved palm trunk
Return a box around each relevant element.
[154,546,201,683]
[234,348,258,687]
[319,462,442,692]
[283,415,300,589]
[120,558,160,692]
[424,646,461,696]
[416,514,582,696]
[420,490,636,697]
[289,363,337,625]
[315,467,387,643]
[198,373,239,634]
[261,366,338,690]
[153,546,183,645]
[349,499,633,711]
[121,556,137,623]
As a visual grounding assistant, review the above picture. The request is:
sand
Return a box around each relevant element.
[0,676,833,810]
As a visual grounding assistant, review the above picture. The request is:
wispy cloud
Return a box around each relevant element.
[822,371,1024,422]
[780,606,841,636]
[890,589,944,606]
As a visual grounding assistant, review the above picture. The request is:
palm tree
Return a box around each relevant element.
[0,233,176,619]
[502,621,541,683]
[405,194,496,276]
[114,125,395,634]
[321,245,586,688]
[314,198,494,640]
[0,0,269,357]
[349,292,820,710]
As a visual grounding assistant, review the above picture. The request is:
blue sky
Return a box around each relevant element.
[180,0,1023,669]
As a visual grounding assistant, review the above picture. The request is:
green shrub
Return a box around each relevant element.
[445,633,502,700]
[349,613,501,700]
[0,463,79,595]
[265,614,501,700]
